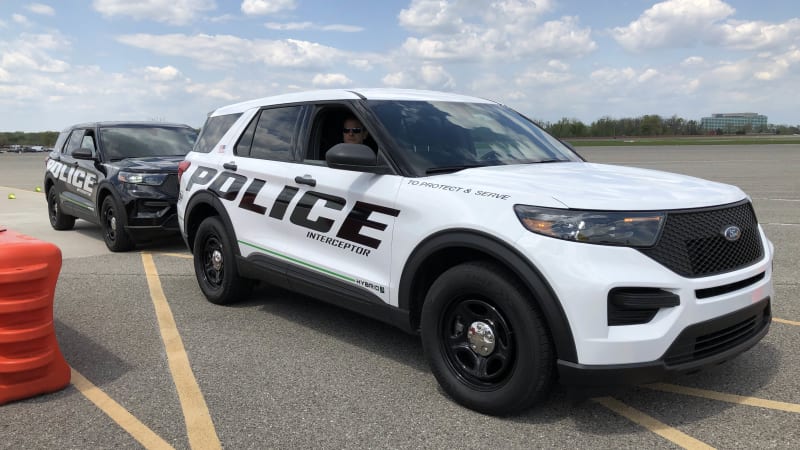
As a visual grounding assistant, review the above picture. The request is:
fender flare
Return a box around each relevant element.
[398,229,578,363]
[183,190,240,256]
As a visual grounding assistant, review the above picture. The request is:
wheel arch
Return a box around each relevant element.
[183,190,239,256]
[95,183,122,220]
[398,229,578,363]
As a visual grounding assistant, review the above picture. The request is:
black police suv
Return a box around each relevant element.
[44,121,198,251]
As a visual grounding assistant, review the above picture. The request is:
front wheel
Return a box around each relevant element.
[47,189,75,230]
[193,216,251,305]
[420,261,554,416]
[101,196,134,252]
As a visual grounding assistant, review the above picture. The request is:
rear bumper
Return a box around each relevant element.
[557,297,771,386]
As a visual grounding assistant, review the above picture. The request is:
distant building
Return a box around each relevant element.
[701,113,768,133]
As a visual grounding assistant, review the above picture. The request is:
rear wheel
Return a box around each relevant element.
[101,196,134,252]
[47,189,75,230]
[421,261,554,415]
[193,216,251,305]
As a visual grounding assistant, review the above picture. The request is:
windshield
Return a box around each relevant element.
[369,100,581,173]
[99,126,198,161]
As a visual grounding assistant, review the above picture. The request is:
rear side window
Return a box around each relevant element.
[194,113,242,154]
[237,106,303,161]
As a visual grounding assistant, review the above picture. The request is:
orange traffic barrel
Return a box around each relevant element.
[0,226,70,405]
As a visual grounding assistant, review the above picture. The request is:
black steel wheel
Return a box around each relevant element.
[421,261,554,415]
[193,216,250,305]
[47,188,75,230]
[101,196,133,252]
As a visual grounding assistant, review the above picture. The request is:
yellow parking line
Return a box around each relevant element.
[157,252,192,259]
[644,383,800,413]
[773,317,800,326]
[593,397,715,449]
[70,368,175,450]
[142,253,221,450]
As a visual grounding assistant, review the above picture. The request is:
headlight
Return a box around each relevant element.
[514,205,664,247]
[118,171,168,186]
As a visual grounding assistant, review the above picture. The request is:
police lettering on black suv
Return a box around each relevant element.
[178,89,774,415]
[44,121,197,251]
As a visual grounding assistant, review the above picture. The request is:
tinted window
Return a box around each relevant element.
[369,101,581,173]
[99,126,198,161]
[64,130,86,156]
[248,107,303,161]
[234,115,257,157]
[194,113,241,154]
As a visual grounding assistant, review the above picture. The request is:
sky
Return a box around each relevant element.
[1,0,799,132]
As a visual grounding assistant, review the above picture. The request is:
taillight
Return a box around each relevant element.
[177,160,191,183]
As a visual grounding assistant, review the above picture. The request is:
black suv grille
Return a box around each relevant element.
[640,200,764,277]
[162,174,179,197]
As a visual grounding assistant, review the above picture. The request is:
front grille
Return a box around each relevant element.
[663,298,770,366]
[162,174,179,197]
[640,200,764,277]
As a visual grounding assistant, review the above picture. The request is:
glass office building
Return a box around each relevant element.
[701,113,768,133]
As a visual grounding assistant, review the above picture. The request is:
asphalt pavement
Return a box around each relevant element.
[0,147,798,449]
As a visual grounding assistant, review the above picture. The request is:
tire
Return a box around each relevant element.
[420,261,555,415]
[101,196,134,252]
[193,216,251,305]
[47,189,76,230]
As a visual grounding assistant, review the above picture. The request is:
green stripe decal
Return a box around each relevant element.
[63,197,93,210]
[238,240,355,282]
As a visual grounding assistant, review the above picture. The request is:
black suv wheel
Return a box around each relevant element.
[101,196,134,252]
[47,188,76,230]
[421,261,555,415]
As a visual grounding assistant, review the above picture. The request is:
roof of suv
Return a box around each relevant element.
[61,121,195,132]
[211,88,498,117]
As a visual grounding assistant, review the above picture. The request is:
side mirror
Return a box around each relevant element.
[325,143,378,172]
[72,148,94,160]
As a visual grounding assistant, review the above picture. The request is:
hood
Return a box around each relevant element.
[437,162,746,210]
[111,155,185,173]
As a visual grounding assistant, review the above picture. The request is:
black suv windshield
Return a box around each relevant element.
[369,100,580,173]
[99,126,198,161]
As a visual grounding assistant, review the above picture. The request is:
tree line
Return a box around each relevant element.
[536,115,799,138]
[0,131,59,147]
[2,114,799,146]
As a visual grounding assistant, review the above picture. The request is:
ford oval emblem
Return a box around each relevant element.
[722,225,742,242]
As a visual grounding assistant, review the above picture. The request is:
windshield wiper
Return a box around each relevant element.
[425,164,486,175]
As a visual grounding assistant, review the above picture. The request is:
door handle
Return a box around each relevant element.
[223,162,237,171]
[294,175,316,187]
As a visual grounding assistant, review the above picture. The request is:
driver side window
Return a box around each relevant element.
[306,107,378,163]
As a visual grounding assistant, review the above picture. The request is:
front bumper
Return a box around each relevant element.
[119,180,180,240]
[557,296,771,386]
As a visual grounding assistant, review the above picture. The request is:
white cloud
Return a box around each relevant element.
[265,22,363,32]
[611,0,734,51]
[320,24,363,33]
[399,0,552,34]
[12,14,31,25]
[116,33,347,70]
[241,0,295,16]
[681,56,705,66]
[398,2,594,62]
[266,21,312,30]
[311,73,352,87]
[142,65,184,81]
[382,64,454,89]
[92,0,216,25]
[612,0,800,53]
[27,3,56,16]
[718,18,800,51]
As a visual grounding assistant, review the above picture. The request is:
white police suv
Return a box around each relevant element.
[177,89,774,415]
